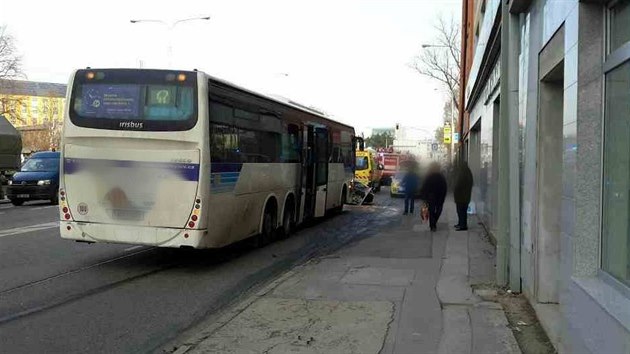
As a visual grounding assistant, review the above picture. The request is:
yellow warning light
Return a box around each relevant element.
[177,74,186,81]
[86,72,95,80]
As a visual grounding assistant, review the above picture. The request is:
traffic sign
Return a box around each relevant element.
[443,125,451,144]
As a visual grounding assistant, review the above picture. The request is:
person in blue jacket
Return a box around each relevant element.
[402,166,420,215]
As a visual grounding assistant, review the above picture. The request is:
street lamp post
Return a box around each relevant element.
[130,16,211,68]
[421,43,456,165]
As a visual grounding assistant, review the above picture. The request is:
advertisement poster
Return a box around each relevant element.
[81,84,141,119]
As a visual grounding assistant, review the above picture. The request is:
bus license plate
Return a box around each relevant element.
[17,194,29,198]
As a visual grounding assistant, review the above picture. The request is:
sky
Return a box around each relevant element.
[0,0,461,137]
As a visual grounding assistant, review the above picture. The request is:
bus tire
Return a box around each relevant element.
[11,199,24,206]
[257,201,277,247]
[334,187,347,214]
[280,199,295,239]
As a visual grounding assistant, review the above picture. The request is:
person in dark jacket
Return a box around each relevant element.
[419,162,448,231]
[454,161,474,231]
[401,167,420,215]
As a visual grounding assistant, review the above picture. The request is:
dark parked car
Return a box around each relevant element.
[7,151,61,206]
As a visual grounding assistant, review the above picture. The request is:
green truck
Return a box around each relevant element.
[0,115,22,200]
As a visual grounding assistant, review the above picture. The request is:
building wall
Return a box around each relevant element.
[462,0,500,235]
[459,0,476,139]
[1,95,65,127]
[565,1,630,353]
[468,59,499,233]
[463,0,630,352]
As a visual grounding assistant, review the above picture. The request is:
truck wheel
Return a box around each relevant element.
[11,199,24,206]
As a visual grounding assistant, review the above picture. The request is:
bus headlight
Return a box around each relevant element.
[37,180,51,186]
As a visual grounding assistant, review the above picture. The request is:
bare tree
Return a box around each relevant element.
[40,96,63,150]
[0,25,25,124]
[411,16,461,114]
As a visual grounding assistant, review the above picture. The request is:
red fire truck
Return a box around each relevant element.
[376,148,399,185]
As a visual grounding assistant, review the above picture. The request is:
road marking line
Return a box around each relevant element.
[0,222,59,238]
[124,245,144,252]
[0,205,13,210]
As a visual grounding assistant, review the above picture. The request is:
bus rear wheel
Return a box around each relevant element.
[334,188,347,214]
[257,206,276,247]
[280,203,294,239]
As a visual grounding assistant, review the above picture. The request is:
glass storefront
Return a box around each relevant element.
[602,0,630,286]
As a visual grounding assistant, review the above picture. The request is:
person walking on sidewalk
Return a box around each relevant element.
[419,162,447,231]
[402,166,420,215]
[454,161,473,231]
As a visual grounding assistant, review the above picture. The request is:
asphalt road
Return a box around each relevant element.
[0,192,402,354]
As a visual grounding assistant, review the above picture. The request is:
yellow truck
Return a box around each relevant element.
[355,149,383,192]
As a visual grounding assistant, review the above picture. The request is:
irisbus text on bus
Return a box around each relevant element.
[59,69,361,248]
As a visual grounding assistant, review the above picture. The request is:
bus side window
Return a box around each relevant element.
[210,123,238,163]
[282,124,300,163]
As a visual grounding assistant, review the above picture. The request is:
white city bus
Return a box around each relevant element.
[59,68,360,248]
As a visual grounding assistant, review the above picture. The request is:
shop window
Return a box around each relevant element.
[611,0,630,52]
[603,60,630,286]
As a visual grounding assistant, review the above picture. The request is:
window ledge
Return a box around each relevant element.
[572,274,630,331]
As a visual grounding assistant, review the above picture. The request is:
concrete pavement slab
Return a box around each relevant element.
[436,231,480,305]
[341,267,416,286]
[338,230,433,258]
[190,298,394,354]
[393,279,443,354]
[470,306,521,354]
[176,199,520,354]
[438,306,472,354]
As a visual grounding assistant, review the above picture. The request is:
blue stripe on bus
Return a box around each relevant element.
[64,158,200,182]
[210,169,240,194]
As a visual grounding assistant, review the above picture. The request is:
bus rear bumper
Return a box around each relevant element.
[59,221,209,248]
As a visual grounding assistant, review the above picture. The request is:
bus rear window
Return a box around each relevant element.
[69,69,198,131]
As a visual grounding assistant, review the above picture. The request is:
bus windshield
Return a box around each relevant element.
[69,69,198,131]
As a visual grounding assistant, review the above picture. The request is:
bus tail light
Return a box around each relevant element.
[59,188,74,221]
[186,196,202,230]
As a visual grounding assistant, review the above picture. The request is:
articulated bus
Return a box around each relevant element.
[59,68,361,248]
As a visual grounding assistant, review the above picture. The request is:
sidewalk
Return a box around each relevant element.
[174,202,520,354]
